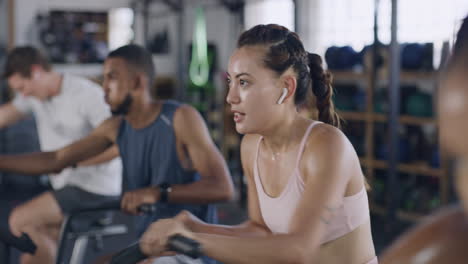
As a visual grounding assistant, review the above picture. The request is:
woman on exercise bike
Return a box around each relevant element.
[137,24,377,264]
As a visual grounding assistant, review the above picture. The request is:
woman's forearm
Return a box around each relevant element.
[194,233,315,264]
[188,219,270,237]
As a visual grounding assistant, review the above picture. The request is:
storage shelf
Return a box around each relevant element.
[339,111,368,121]
[370,203,386,216]
[370,204,424,222]
[397,210,424,222]
[360,158,443,177]
[331,71,367,82]
[331,70,437,82]
[400,71,438,82]
[339,111,436,125]
[374,113,436,125]
[334,67,448,221]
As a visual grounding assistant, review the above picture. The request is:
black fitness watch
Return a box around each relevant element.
[159,182,172,203]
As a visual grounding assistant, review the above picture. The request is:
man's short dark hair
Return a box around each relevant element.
[3,46,51,78]
[107,44,156,88]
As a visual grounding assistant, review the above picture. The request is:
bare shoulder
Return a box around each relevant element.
[99,115,123,130]
[173,103,202,124]
[299,122,356,184]
[95,115,123,141]
[304,122,350,157]
[173,104,206,133]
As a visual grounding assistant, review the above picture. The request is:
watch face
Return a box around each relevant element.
[159,183,171,203]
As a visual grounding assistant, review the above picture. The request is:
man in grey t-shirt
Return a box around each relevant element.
[0,46,122,263]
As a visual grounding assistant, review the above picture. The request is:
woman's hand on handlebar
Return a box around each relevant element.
[140,217,194,257]
[174,210,204,231]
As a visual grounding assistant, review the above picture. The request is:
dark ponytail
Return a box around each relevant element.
[308,53,341,128]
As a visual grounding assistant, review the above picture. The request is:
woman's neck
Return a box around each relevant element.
[261,113,306,159]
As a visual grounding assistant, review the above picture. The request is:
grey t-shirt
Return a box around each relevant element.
[12,74,122,196]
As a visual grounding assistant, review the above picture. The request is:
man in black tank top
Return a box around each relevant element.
[0,44,234,264]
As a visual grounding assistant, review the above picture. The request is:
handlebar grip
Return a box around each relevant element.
[109,242,146,264]
[167,234,202,259]
[138,204,157,214]
[108,235,202,264]
[17,233,37,254]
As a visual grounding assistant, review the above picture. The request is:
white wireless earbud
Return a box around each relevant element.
[277,88,288,104]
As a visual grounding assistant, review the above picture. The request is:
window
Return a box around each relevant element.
[108,7,134,51]
[244,0,295,31]
[309,0,468,66]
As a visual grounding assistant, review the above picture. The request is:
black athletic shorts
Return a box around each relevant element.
[52,185,118,214]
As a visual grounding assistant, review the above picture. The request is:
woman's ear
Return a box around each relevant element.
[279,74,297,103]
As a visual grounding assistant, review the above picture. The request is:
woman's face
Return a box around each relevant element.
[439,65,468,156]
[226,46,288,134]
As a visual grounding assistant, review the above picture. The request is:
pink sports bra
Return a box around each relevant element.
[253,122,371,244]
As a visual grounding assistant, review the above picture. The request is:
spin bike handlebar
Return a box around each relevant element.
[110,234,202,264]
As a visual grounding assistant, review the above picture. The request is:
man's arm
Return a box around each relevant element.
[0,103,27,129]
[167,105,235,203]
[0,117,119,175]
[166,105,234,203]
[77,144,119,167]
[176,135,270,237]
[121,106,234,214]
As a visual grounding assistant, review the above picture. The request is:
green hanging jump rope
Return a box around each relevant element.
[189,7,210,87]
